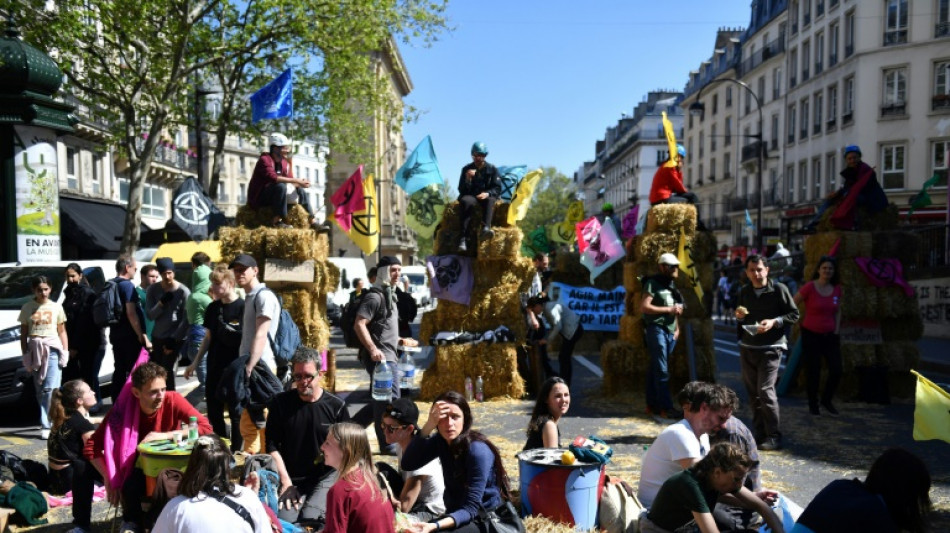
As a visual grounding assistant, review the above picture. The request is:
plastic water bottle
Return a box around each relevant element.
[475,376,484,402]
[372,361,394,401]
[187,416,198,442]
[399,350,416,389]
[464,377,474,401]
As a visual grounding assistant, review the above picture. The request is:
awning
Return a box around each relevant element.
[153,240,221,264]
[59,196,149,258]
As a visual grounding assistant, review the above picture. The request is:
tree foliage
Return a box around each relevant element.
[4,0,448,253]
[516,166,578,235]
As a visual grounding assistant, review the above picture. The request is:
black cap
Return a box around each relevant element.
[377,255,402,269]
[155,257,175,273]
[385,398,419,426]
[229,254,258,269]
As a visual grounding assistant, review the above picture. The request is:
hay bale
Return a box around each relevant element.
[872,230,920,266]
[691,230,719,263]
[881,314,924,342]
[478,226,523,259]
[420,343,524,400]
[220,226,265,263]
[602,340,642,397]
[419,297,526,345]
[670,338,716,384]
[837,260,870,288]
[623,263,639,292]
[234,203,311,229]
[618,315,644,345]
[803,232,842,265]
[645,204,697,235]
[876,341,919,372]
[313,233,329,262]
[860,203,899,231]
[322,349,336,392]
[877,287,917,319]
[636,234,679,269]
[841,344,877,371]
[624,291,642,317]
[261,228,315,262]
[324,261,341,294]
[841,286,875,319]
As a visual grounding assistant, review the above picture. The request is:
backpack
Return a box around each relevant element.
[92,279,124,328]
[0,450,28,483]
[599,478,643,533]
[257,288,301,368]
[340,287,386,349]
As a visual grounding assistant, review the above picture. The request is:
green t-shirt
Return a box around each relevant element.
[647,469,719,531]
[136,286,155,340]
[642,276,678,333]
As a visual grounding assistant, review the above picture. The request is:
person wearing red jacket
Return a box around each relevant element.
[649,144,699,207]
[80,362,211,533]
[247,133,317,229]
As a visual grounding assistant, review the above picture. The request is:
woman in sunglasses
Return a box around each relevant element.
[402,391,522,533]
[376,398,445,521]
[152,435,271,533]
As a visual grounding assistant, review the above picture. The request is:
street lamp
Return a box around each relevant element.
[194,86,218,193]
[689,79,764,253]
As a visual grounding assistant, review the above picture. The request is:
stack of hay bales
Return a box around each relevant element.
[602,204,717,396]
[419,201,533,400]
[547,251,624,356]
[800,228,921,398]
[220,204,340,391]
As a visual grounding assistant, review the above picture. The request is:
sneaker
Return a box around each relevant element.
[821,401,839,415]
[759,437,782,451]
[458,240,468,252]
[40,429,50,440]
[480,226,494,240]
[119,521,140,533]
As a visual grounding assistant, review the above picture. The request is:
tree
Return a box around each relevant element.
[516,166,577,235]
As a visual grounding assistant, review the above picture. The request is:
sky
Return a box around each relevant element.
[400,1,752,185]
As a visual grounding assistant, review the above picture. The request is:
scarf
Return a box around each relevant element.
[373,266,398,313]
[102,347,150,489]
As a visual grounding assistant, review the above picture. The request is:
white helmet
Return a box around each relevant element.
[658,253,680,266]
[269,133,290,147]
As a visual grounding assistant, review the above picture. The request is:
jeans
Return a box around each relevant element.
[34,349,63,430]
[187,325,207,385]
[644,323,676,412]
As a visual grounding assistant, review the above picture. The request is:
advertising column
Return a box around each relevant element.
[13,125,61,263]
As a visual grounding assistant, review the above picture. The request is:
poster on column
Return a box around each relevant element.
[14,125,61,263]
[549,282,625,332]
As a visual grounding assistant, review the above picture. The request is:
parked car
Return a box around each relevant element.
[0,260,119,406]
[327,257,369,309]
[326,297,342,326]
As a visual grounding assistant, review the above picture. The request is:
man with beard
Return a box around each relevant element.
[265,347,349,527]
[641,253,685,421]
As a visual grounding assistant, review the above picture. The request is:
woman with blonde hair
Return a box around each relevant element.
[321,422,395,533]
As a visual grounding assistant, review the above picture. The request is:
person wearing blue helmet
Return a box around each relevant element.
[456,142,502,252]
[649,144,699,208]
[799,144,888,234]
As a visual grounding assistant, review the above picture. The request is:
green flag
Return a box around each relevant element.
[908,173,940,216]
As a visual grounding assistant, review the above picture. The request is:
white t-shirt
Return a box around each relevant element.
[402,457,446,517]
[239,283,280,371]
[636,419,709,508]
[152,485,272,533]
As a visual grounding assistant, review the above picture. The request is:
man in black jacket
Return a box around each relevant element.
[735,255,800,451]
[456,141,501,252]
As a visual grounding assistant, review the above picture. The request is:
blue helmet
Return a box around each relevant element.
[677,144,686,157]
[843,145,862,157]
[471,141,488,155]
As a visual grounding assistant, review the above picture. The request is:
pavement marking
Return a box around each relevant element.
[0,435,30,447]
[575,355,604,378]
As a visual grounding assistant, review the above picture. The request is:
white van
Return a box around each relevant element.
[0,260,121,405]
[327,257,369,308]
[400,265,431,308]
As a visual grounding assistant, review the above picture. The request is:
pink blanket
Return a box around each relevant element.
[102,348,150,489]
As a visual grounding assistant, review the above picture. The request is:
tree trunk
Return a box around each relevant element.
[120,119,165,256]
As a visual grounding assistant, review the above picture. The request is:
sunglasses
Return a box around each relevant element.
[381,423,408,434]
[293,373,317,382]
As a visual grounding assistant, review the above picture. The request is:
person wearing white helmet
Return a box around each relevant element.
[247,132,318,229]
[640,252,686,421]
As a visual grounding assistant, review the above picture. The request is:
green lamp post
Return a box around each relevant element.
[0,19,76,263]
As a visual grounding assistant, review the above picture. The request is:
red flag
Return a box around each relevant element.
[575,216,601,254]
[330,165,366,232]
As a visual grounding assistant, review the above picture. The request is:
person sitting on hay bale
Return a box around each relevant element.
[247,133,319,230]
[649,145,705,231]
[799,145,888,234]
[456,141,501,252]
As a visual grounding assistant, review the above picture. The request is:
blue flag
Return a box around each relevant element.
[250,69,293,123]
[744,208,754,230]
[394,136,443,195]
[497,165,527,201]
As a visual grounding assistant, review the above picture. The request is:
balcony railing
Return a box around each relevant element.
[135,137,198,172]
[804,13,811,25]
[736,37,786,76]
[842,111,853,123]
[813,123,822,134]
[932,95,950,110]
[740,141,763,163]
[881,102,907,116]
[816,1,824,16]
[884,29,907,46]
[802,68,810,81]
[826,117,837,129]
[792,22,798,34]
[829,53,838,67]
[938,22,950,38]
[845,43,854,57]
[815,61,823,74]
[790,76,797,88]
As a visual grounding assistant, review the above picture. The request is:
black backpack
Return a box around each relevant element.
[92,279,124,328]
[340,287,387,349]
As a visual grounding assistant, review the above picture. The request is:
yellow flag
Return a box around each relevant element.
[347,174,379,255]
[677,227,704,301]
[911,370,950,443]
[662,111,678,168]
[507,168,543,225]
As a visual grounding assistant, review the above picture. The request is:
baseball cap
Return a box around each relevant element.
[155,257,175,273]
[385,398,419,426]
[229,254,258,269]
[658,253,681,266]
[270,133,290,147]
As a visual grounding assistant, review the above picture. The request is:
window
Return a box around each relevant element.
[843,76,855,120]
[687,139,693,163]
[815,32,824,74]
[800,98,810,139]
[91,153,102,195]
[773,67,782,100]
[883,67,907,115]
[803,0,811,24]
[294,165,300,178]
[802,40,811,80]
[791,1,799,33]
[826,153,837,192]
[745,88,752,115]
[118,179,167,218]
[827,83,838,127]
[939,0,949,38]
[710,158,716,181]
[845,10,855,56]
[238,183,247,204]
[724,153,732,179]
[712,94,719,115]
[786,164,796,202]
[217,182,227,202]
[790,48,798,87]
[758,76,766,104]
[771,115,780,150]
[66,147,77,189]
[800,160,809,200]
[829,22,839,66]
[711,124,717,151]
[816,0,824,16]
[935,61,950,110]
[788,103,797,143]
[725,117,732,146]
[881,144,906,189]
[239,157,246,173]
[813,158,822,198]
[699,132,705,157]
[726,87,733,107]
[814,92,823,134]
[933,140,949,187]
[884,0,908,45]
